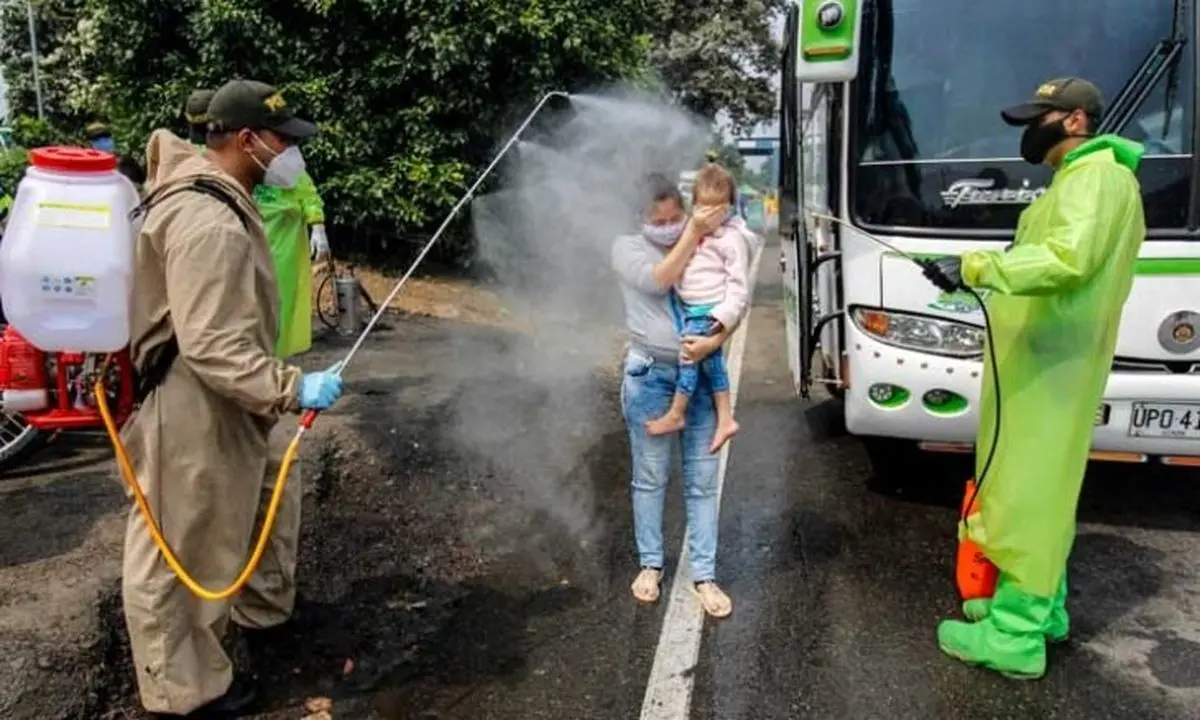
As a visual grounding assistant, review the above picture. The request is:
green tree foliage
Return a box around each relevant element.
[1,117,59,202]
[649,0,785,134]
[1,1,783,263]
[0,0,90,134]
[1,148,26,204]
[2,0,654,263]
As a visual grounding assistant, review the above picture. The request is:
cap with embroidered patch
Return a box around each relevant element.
[84,122,111,140]
[206,79,316,140]
[1001,77,1104,126]
[184,89,216,126]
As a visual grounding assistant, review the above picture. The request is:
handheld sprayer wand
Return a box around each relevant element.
[97,91,570,600]
[806,211,1002,517]
[320,90,572,392]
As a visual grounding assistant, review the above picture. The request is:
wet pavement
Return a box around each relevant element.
[689,269,1200,720]
[3,237,1200,719]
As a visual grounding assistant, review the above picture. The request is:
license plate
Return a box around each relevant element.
[1128,402,1200,440]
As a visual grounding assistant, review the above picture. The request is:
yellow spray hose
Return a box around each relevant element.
[87,91,565,601]
[94,360,315,601]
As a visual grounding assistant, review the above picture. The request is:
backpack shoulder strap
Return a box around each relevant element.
[131,179,256,403]
[131,177,255,232]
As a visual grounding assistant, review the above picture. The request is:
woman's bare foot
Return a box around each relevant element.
[708,419,740,454]
[693,581,733,618]
[632,567,663,603]
[646,412,686,436]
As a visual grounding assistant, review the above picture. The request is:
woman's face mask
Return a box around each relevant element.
[642,220,685,247]
[642,198,686,246]
[248,133,306,188]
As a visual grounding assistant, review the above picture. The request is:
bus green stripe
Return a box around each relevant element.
[883,252,1200,275]
[1134,258,1200,275]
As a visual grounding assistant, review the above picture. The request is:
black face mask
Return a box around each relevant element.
[1020,118,1091,165]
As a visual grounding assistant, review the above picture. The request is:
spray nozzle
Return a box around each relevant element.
[918,256,967,293]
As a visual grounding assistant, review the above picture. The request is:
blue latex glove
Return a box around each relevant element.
[297,365,344,410]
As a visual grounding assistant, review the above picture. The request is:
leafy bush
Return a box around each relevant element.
[0,147,30,200]
[4,0,655,266]
[1,1,781,267]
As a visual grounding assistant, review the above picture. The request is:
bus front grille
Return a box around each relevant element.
[1111,358,1199,375]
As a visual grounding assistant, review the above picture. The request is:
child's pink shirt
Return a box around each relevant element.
[675,217,753,329]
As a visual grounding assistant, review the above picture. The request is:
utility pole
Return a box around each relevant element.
[25,1,44,120]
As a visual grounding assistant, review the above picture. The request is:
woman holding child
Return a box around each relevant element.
[610,165,755,618]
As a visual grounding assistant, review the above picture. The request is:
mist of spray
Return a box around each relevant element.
[448,85,711,576]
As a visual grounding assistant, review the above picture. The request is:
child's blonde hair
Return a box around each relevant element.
[692,163,736,205]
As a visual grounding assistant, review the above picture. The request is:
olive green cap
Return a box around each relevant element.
[184,88,216,126]
[206,79,316,139]
[1001,77,1105,126]
[84,121,110,139]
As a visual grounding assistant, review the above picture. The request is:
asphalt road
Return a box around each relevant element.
[687,262,1200,720]
[348,239,1200,720]
[5,236,1200,719]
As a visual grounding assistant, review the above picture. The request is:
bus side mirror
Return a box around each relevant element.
[794,0,863,84]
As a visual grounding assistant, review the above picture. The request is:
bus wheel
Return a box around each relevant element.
[862,436,924,495]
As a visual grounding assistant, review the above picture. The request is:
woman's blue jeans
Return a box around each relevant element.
[620,350,720,582]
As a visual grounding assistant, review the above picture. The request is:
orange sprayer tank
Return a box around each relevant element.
[956,479,998,601]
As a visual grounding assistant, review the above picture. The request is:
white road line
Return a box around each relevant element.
[639,243,765,720]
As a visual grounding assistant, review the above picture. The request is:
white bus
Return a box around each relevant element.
[779,0,1200,486]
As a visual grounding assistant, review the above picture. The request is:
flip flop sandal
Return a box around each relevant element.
[632,567,663,603]
[693,581,733,618]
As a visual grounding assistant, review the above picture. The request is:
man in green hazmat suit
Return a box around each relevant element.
[919,77,1146,680]
[257,166,328,358]
[184,86,330,359]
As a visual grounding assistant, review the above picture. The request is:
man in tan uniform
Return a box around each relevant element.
[123,79,343,717]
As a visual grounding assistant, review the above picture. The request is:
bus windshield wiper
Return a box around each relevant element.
[1097,0,1187,136]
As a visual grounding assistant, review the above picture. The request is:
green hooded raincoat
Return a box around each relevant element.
[254,171,325,358]
[960,135,1146,598]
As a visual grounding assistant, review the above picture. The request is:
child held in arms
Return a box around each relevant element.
[645,163,751,453]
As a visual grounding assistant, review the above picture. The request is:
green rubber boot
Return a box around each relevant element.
[939,574,1051,679]
[961,574,1069,643]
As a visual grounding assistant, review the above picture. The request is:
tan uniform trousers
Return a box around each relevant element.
[122,415,303,715]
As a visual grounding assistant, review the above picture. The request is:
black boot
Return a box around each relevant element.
[178,675,259,718]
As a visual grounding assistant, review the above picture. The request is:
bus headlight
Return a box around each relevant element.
[852,307,984,358]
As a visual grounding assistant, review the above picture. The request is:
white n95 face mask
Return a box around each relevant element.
[642,221,685,247]
[263,144,306,189]
[252,134,307,189]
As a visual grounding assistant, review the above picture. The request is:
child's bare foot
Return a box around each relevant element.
[646,413,686,436]
[708,419,740,454]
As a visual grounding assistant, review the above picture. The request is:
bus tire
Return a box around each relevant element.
[862,436,924,495]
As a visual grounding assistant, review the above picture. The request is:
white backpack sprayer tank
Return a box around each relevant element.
[0,147,141,469]
[0,147,140,352]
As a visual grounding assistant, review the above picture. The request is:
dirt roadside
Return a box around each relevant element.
[1,274,630,720]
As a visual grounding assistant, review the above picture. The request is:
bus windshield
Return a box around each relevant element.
[852,0,1194,234]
